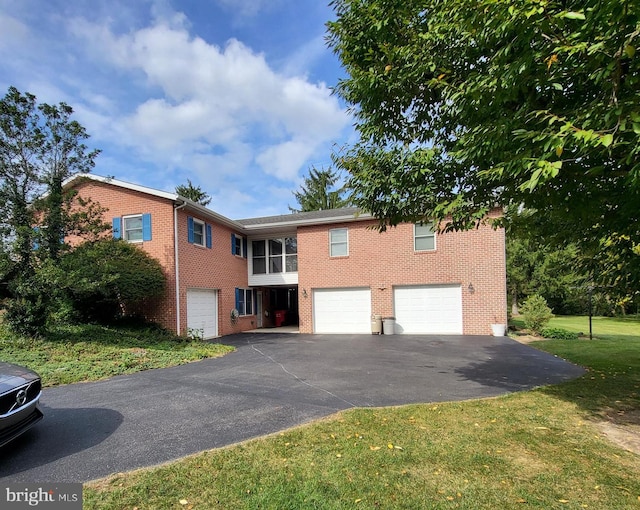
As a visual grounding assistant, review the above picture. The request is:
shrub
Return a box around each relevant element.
[541,327,579,340]
[60,239,166,324]
[520,294,553,334]
[4,294,48,337]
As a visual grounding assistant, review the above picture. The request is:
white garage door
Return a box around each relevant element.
[394,285,463,334]
[313,288,371,334]
[187,289,218,339]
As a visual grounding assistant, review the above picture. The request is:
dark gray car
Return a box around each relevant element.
[0,361,43,447]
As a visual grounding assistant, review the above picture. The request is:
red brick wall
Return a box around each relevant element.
[297,213,507,335]
[71,181,178,331]
[70,179,506,337]
[70,181,252,336]
[175,209,251,337]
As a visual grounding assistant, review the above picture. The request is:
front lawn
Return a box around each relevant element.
[84,320,640,509]
[0,322,233,386]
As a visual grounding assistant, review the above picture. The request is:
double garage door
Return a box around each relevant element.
[313,285,462,334]
[186,289,218,339]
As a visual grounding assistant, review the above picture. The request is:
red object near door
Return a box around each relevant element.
[274,310,286,327]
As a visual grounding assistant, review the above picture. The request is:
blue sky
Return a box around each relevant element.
[0,0,354,219]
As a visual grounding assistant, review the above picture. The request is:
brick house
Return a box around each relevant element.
[65,174,507,337]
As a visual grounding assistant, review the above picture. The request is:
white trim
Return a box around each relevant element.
[241,212,373,231]
[68,174,178,201]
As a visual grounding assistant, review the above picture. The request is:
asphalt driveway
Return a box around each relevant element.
[0,333,585,483]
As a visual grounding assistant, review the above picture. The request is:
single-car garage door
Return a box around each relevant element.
[187,289,219,339]
[313,288,371,334]
[394,285,463,334]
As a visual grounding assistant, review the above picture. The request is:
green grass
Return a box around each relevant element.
[512,314,640,339]
[83,318,640,509]
[0,322,234,386]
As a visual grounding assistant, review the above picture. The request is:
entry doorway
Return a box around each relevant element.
[269,286,299,327]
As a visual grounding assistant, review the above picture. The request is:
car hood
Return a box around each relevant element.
[0,362,41,395]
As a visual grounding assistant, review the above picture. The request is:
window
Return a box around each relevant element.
[113,214,152,242]
[252,240,266,274]
[187,217,212,248]
[231,234,245,257]
[414,223,436,251]
[193,219,205,246]
[235,288,254,316]
[330,228,348,257]
[285,237,297,272]
[269,239,283,273]
[124,215,143,241]
[251,237,297,275]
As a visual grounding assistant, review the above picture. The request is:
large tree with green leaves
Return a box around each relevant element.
[0,86,102,335]
[289,166,352,212]
[328,0,640,301]
[1,87,100,267]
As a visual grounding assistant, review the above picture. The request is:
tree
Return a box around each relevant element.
[175,179,212,206]
[0,87,102,335]
[507,234,584,316]
[0,87,101,262]
[327,0,640,301]
[289,166,352,212]
[0,88,42,278]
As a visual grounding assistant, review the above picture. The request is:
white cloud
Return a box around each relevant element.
[256,139,317,181]
[68,14,349,182]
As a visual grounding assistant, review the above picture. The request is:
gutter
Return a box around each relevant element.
[174,200,188,334]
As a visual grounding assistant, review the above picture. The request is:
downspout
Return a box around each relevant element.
[174,200,188,335]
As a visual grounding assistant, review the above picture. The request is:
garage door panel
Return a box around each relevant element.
[187,289,218,339]
[394,285,462,334]
[313,288,371,334]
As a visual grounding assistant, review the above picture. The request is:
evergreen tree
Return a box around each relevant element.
[289,167,351,212]
[175,179,212,206]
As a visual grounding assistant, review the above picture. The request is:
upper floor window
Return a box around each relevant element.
[252,237,297,275]
[269,239,283,272]
[232,233,245,257]
[330,228,348,257]
[113,214,152,242]
[193,219,205,246]
[252,240,266,274]
[414,223,436,251]
[285,237,298,272]
[123,215,143,242]
[187,216,212,248]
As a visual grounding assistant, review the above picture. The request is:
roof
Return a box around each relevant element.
[64,174,373,235]
[64,174,244,231]
[237,207,372,230]
[237,208,373,235]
